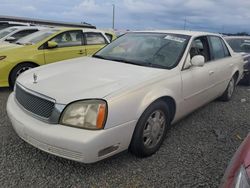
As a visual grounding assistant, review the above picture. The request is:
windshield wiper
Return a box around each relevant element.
[112,58,138,64]
[144,62,168,69]
[92,54,109,60]
[110,57,168,69]
[15,42,23,45]
[93,55,168,68]
[93,55,143,66]
[108,57,145,66]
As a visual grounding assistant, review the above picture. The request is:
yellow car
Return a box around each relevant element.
[0,27,116,87]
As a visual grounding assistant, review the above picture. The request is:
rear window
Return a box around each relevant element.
[85,32,107,45]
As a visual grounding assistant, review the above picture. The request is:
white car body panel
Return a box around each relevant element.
[7,30,244,163]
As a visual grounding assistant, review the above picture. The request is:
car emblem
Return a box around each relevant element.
[33,73,37,84]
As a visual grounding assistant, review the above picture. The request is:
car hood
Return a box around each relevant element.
[17,57,166,104]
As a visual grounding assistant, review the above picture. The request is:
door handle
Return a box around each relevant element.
[209,71,214,75]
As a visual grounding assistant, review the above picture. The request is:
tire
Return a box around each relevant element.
[219,76,236,101]
[9,63,36,88]
[244,74,250,86]
[130,100,170,157]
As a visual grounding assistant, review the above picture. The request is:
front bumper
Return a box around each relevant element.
[7,93,136,163]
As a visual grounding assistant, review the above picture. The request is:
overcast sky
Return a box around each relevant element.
[1,0,250,33]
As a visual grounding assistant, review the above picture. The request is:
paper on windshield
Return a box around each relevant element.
[164,35,186,43]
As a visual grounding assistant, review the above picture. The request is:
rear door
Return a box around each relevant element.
[43,30,86,64]
[83,32,109,56]
[207,36,233,95]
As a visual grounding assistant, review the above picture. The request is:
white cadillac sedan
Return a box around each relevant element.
[7,30,244,163]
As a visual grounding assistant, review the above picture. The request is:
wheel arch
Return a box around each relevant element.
[129,94,177,156]
[136,93,177,123]
[158,96,176,122]
[8,61,39,85]
[233,70,240,83]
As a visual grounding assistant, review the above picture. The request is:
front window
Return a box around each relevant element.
[50,30,83,47]
[0,27,18,39]
[94,33,190,69]
[16,29,59,45]
[190,37,211,62]
[226,38,250,53]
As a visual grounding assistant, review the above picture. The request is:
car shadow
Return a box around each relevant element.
[0,87,11,93]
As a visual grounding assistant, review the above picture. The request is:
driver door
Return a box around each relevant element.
[43,30,86,64]
[181,36,215,114]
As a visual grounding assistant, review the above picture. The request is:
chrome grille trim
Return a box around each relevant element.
[15,83,65,124]
[16,83,55,103]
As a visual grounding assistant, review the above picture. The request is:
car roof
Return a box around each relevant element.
[5,26,47,30]
[53,27,106,33]
[131,30,221,37]
[0,21,30,25]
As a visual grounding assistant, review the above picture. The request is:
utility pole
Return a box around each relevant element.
[112,4,115,30]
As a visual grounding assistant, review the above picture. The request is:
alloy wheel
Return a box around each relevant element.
[16,67,32,77]
[228,77,235,98]
[143,110,166,149]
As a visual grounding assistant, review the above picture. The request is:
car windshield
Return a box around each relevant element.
[0,27,18,39]
[16,29,59,45]
[94,33,190,69]
[226,38,250,53]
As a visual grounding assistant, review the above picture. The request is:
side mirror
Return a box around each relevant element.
[191,55,205,67]
[5,36,16,42]
[47,41,58,49]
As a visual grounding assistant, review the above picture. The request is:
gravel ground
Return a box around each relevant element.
[0,86,249,188]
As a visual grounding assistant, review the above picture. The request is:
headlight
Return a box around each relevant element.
[234,165,250,188]
[0,56,6,61]
[60,99,107,130]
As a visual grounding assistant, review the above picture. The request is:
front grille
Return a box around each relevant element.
[15,84,55,119]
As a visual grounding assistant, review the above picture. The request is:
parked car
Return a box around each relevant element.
[220,133,250,188]
[0,28,115,87]
[0,26,45,43]
[0,21,32,30]
[7,30,243,163]
[225,36,250,85]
